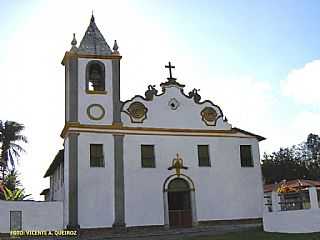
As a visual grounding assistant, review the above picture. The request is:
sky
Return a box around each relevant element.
[1,0,320,200]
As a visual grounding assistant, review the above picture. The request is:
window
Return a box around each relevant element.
[141,145,155,168]
[10,211,22,231]
[90,144,104,167]
[86,61,105,92]
[240,145,253,167]
[198,145,211,167]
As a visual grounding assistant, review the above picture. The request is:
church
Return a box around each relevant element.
[44,15,265,230]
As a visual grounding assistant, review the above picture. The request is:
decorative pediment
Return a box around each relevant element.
[121,62,230,129]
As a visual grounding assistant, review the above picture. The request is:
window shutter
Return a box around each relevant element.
[141,145,155,168]
[240,145,253,167]
[198,145,210,167]
[90,144,104,167]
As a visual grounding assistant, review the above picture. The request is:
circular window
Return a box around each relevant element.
[86,104,106,120]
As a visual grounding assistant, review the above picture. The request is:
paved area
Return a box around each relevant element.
[83,223,261,240]
[0,223,261,240]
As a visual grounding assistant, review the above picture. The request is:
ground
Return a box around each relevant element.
[1,225,320,239]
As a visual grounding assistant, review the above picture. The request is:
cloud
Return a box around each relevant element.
[281,60,320,105]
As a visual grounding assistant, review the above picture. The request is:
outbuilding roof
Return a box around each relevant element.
[43,149,64,178]
[264,179,320,193]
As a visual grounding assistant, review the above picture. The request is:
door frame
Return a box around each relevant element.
[163,174,198,228]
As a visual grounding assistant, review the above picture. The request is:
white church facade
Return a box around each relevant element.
[0,16,266,232]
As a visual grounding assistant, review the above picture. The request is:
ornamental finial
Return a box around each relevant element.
[71,33,77,46]
[91,11,95,22]
[112,40,119,54]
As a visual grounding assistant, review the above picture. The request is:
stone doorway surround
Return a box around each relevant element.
[163,174,198,228]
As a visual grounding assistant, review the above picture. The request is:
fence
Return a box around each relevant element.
[263,187,320,233]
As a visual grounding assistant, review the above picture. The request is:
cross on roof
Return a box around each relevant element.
[165,61,176,81]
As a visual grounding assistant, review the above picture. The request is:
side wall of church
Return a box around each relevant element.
[77,133,115,228]
[123,135,263,227]
[77,58,113,125]
[63,138,69,228]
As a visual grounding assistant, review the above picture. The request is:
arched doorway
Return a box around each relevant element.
[167,178,192,227]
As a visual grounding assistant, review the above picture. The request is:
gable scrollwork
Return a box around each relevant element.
[145,85,158,101]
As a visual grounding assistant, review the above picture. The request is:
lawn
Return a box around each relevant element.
[185,228,320,240]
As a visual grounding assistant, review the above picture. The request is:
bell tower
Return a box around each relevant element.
[63,14,122,126]
[61,15,123,230]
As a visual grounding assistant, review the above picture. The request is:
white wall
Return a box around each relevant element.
[123,134,263,227]
[51,163,64,201]
[263,209,320,233]
[77,133,114,228]
[121,86,232,130]
[0,200,63,233]
[78,58,113,125]
[63,138,69,228]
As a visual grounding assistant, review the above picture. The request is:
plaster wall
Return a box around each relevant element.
[263,209,320,233]
[78,58,113,125]
[51,163,64,201]
[77,133,114,228]
[63,139,69,228]
[121,87,231,130]
[0,200,63,233]
[123,134,263,227]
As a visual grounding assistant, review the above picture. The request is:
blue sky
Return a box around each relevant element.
[1,0,320,199]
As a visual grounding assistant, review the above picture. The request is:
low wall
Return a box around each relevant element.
[0,200,63,233]
[263,208,320,233]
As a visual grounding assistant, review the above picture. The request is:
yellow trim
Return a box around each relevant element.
[62,52,122,65]
[60,122,256,139]
[85,90,108,95]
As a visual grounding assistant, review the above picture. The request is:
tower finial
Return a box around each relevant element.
[91,10,95,22]
[71,33,77,46]
[112,40,119,55]
[70,33,78,53]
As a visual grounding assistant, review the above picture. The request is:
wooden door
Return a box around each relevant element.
[168,190,192,227]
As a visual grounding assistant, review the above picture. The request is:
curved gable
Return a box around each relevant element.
[121,83,232,130]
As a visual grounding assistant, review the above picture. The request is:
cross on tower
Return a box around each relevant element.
[165,61,176,81]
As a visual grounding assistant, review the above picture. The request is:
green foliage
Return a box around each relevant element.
[3,186,31,201]
[262,134,320,184]
[0,120,28,171]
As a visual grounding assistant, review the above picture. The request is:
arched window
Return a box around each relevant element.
[86,61,105,92]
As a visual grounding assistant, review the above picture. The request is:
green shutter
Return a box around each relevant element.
[90,144,104,167]
[240,145,253,167]
[198,145,210,167]
[141,145,155,168]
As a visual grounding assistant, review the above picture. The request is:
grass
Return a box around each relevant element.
[184,228,320,240]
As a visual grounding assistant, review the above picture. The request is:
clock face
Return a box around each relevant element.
[86,104,106,120]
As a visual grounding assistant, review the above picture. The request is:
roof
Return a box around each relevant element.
[44,150,64,178]
[77,15,112,56]
[264,179,320,193]
[232,127,266,142]
[40,188,50,195]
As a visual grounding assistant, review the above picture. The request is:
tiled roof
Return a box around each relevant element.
[78,15,112,56]
[264,179,320,192]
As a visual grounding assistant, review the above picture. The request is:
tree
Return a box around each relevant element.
[307,133,320,161]
[0,121,27,172]
[262,134,320,184]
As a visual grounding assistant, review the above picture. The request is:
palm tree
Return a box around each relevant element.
[0,121,27,174]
